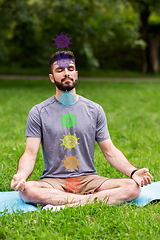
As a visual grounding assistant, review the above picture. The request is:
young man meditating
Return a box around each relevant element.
[11,51,153,208]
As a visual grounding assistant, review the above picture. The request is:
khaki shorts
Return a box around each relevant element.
[39,175,109,195]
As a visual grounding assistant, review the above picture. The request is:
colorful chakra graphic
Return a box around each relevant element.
[62,153,81,171]
[60,132,80,151]
[54,52,73,69]
[59,111,78,130]
[52,32,72,50]
[57,90,77,108]
[64,175,82,193]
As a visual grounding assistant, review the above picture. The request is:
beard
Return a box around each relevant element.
[54,77,77,91]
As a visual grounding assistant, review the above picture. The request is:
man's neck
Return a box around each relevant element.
[55,88,79,102]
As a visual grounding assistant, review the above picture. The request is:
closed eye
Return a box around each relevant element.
[67,66,74,71]
[56,67,64,72]
[55,65,75,72]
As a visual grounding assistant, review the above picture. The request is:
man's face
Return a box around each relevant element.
[51,59,78,91]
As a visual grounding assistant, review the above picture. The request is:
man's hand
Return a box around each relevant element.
[11,174,26,192]
[132,168,153,187]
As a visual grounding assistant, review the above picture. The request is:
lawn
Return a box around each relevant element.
[0,79,160,239]
[1,63,160,78]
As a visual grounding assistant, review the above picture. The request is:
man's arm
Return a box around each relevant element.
[11,137,41,192]
[98,138,153,186]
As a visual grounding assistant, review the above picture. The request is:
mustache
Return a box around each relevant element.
[61,77,73,83]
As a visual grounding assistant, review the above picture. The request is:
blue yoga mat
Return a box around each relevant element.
[0,181,160,214]
[133,181,160,206]
[0,191,38,214]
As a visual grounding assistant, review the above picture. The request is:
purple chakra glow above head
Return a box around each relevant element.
[52,32,72,50]
[54,53,73,68]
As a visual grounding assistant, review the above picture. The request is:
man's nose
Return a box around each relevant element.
[64,67,70,76]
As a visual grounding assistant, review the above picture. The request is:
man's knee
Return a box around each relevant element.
[128,180,141,200]
[19,181,36,203]
[19,180,55,204]
[19,181,47,202]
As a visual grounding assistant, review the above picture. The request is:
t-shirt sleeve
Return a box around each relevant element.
[25,106,42,138]
[95,105,110,142]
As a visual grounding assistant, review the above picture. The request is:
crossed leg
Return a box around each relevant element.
[19,181,90,207]
[95,178,140,204]
[19,177,140,207]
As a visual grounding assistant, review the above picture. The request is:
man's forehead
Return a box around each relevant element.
[53,59,75,70]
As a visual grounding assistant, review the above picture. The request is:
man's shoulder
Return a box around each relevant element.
[79,95,101,110]
[31,95,56,113]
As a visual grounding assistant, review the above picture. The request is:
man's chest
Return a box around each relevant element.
[41,106,97,139]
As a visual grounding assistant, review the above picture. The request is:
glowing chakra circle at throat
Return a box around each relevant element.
[57,90,77,108]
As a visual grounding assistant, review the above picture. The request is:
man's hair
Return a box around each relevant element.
[49,50,76,74]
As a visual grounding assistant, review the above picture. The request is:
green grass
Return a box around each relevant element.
[0,203,160,240]
[1,64,160,77]
[79,69,160,78]
[0,65,49,76]
[0,79,160,239]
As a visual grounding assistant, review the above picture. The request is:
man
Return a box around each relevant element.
[11,51,153,208]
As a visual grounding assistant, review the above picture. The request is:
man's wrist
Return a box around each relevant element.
[130,169,138,178]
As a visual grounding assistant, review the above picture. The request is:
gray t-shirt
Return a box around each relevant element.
[25,95,110,179]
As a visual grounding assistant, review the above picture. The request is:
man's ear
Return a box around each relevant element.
[76,71,78,80]
[49,74,55,83]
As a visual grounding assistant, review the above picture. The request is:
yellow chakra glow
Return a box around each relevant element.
[62,153,81,171]
[60,132,80,151]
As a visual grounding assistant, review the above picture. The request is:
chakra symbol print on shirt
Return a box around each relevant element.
[52,32,72,50]
[60,132,80,151]
[54,53,73,69]
[64,175,82,193]
[57,90,77,108]
[62,153,81,171]
[59,111,78,130]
